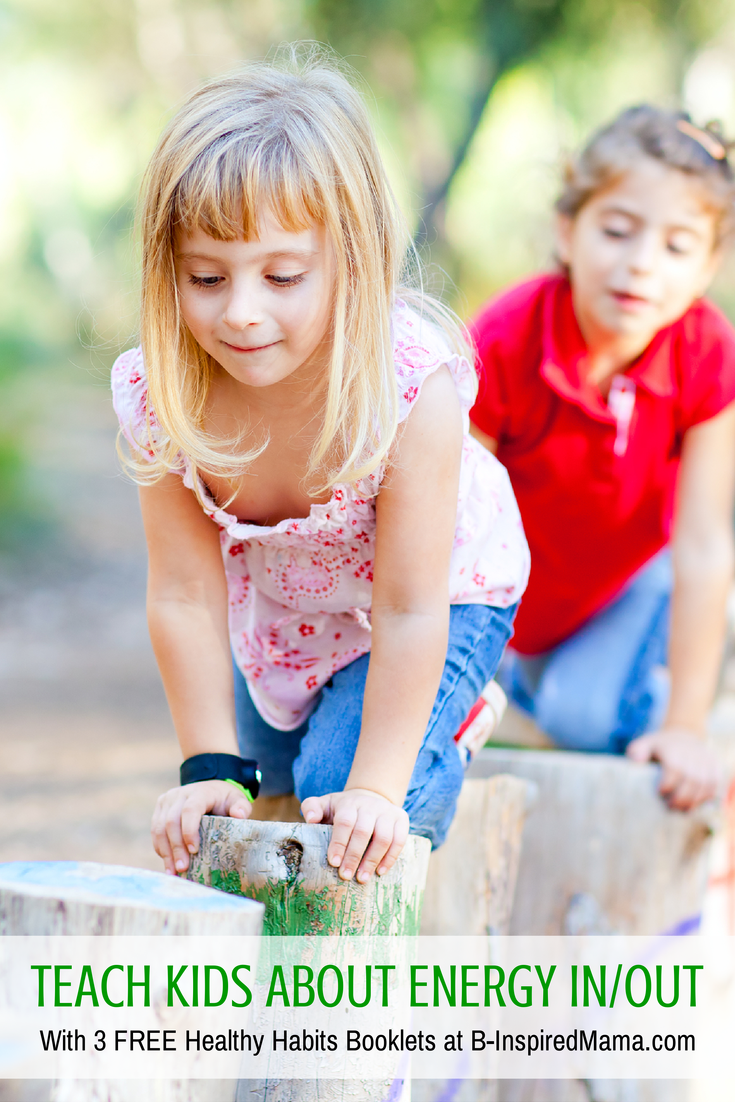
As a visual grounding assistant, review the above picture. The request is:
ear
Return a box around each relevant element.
[554,212,574,266]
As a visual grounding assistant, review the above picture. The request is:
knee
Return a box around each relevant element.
[404,745,464,849]
[534,671,619,753]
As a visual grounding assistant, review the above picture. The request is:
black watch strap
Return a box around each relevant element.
[180,753,261,801]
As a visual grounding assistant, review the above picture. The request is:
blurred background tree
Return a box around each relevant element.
[2,0,735,554]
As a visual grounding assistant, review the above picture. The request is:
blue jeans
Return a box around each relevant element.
[500,550,672,754]
[234,602,517,848]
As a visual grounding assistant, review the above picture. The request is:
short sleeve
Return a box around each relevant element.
[110,346,160,462]
[392,300,476,424]
[677,300,735,433]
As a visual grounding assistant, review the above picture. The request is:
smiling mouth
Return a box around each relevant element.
[223,339,279,353]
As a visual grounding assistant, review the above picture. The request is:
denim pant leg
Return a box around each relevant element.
[501,550,672,753]
[293,603,517,848]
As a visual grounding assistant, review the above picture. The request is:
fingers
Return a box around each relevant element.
[302,795,330,825]
[625,734,654,763]
[223,788,253,822]
[326,796,409,882]
[626,731,721,811]
[662,766,718,811]
[665,776,700,812]
[151,788,188,875]
[151,792,177,875]
[328,804,359,875]
[305,790,410,881]
[151,781,249,877]
[357,811,410,883]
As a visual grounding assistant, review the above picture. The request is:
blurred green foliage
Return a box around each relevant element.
[2,0,735,550]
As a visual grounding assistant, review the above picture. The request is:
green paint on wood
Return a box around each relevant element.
[192,829,426,936]
[209,869,243,896]
[242,877,338,936]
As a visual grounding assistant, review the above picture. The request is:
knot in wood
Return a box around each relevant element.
[278,838,304,882]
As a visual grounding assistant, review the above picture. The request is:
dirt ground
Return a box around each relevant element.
[0,369,178,872]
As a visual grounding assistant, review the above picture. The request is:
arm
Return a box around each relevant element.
[469,422,498,455]
[140,474,252,873]
[627,401,735,808]
[302,367,464,880]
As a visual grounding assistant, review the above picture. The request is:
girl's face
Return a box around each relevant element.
[174,211,334,390]
[556,157,720,351]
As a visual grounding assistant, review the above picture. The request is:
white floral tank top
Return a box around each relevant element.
[112,301,530,729]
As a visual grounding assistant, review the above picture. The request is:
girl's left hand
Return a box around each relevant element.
[301,788,410,883]
[626,728,722,810]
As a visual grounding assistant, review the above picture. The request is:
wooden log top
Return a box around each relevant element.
[0,860,265,935]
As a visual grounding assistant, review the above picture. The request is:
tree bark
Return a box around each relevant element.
[190,818,431,1101]
[188,817,430,937]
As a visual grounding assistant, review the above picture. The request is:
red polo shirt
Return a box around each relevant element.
[470,273,735,655]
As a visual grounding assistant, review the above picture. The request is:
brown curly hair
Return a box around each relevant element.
[557,105,735,246]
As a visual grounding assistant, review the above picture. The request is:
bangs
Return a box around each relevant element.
[172,133,324,241]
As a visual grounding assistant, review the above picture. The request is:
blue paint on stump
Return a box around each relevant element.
[0,861,257,912]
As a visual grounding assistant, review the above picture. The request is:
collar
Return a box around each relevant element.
[539,276,676,422]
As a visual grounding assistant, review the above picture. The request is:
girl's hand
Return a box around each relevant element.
[301,788,410,883]
[626,728,722,811]
[152,780,252,875]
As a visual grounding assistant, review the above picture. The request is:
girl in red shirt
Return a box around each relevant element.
[471,106,735,810]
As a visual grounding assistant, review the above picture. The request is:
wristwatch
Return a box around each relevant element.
[180,753,261,803]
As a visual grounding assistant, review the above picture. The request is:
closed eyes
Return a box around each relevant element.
[185,273,306,288]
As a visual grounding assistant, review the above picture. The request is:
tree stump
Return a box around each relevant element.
[419,775,530,936]
[468,748,714,936]
[466,747,716,1102]
[413,775,529,1102]
[0,860,264,1102]
[189,817,431,1101]
[188,816,430,937]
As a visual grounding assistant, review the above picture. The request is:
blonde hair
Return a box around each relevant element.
[123,45,472,497]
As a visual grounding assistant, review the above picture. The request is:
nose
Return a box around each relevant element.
[627,229,658,276]
[222,278,264,331]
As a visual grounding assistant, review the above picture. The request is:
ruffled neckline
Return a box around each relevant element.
[182,459,373,540]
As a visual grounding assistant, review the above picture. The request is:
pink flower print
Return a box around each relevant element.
[473,570,486,588]
[129,372,141,385]
[394,342,439,375]
[272,549,339,604]
[403,385,418,403]
[306,675,318,690]
[298,622,315,636]
[228,542,244,556]
[334,632,341,640]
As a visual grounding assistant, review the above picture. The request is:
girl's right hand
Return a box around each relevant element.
[151,780,253,875]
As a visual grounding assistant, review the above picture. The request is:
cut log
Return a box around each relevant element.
[190,818,431,1101]
[468,748,714,936]
[467,748,714,1102]
[188,816,430,936]
[414,775,530,1102]
[0,860,264,1102]
[419,774,530,936]
[0,859,265,937]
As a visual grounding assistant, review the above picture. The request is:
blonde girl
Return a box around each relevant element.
[113,49,529,882]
